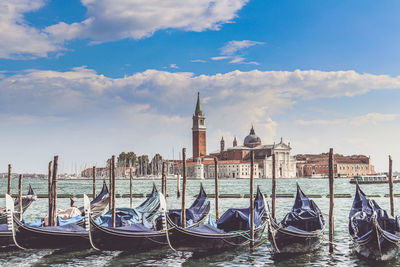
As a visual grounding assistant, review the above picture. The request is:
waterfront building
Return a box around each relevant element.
[296,154,375,178]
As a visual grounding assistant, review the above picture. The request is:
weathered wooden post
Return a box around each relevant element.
[7,164,11,195]
[272,153,276,219]
[250,150,255,251]
[329,148,334,253]
[214,157,219,220]
[18,174,22,220]
[111,155,116,228]
[389,155,394,217]
[109,160,112,210]
[161,161,167,197]
[92,166,96,200]
[181,148,187,228]
[177,166,181,198]
[129,168,133,208]
[52,155,59,227]
[48,161,53,226]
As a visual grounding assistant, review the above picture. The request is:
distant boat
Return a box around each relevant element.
[349,174,400,184]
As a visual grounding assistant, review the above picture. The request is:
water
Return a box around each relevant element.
[1,178,400,266]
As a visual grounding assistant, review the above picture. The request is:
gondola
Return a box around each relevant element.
[155,183,210,229]
[166,186,267,253]
[6,182,110,249]
[266,183,325,254]
[87,184,211,251]
[349,184,400,261]
[0,185,36,224]
[0,185,36,248]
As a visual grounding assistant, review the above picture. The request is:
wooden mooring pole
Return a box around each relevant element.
[129,168,133,208]
[111,155,116,228]
[109,160,112,210]
[389,155,394,217]
[272,153,276,219]
[181,148,187,228]
[92,166,96,200]
[214,158,219,220]
[7,164,11,195]
[250,151,255,251]
[18,174,22,220]
[48,161,53,226]
[162,162,167,197]
[52,156,58,227]
[177,169,181,198]
[329,148,334,253]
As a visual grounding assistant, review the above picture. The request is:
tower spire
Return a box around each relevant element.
[195,92,203,115]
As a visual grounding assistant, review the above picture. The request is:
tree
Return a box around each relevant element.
[118,151,137,167]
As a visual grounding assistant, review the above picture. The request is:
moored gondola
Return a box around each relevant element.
[267,183,325,254]
[87,184,211,251]
[349,184,400,261]
[6,182,111,249]
[0,185,36,224]
[166,186,267,253]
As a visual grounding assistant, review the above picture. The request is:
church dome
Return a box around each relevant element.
[243,126,261,148]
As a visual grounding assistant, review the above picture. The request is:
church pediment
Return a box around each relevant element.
[274,143,291,150]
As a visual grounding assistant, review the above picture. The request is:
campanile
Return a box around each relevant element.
[192,92,206,161]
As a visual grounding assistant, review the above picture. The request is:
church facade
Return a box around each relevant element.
[188,93,296,179]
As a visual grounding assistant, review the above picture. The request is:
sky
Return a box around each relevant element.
[1,0,400,173]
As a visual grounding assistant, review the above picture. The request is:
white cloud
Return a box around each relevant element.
[2,67,400,171]
[170,64,179,69]
[220,40,264,55]
[45,0,249,44]
[191,59,207,63]
[212,39,264,64]
[296,113,399,126]
[0,0,61,59]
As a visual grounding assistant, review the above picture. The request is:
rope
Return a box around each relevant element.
[252,237,269,249]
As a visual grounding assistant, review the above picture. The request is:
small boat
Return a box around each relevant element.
[0,185,36,224]
[349,184,400,261]
[87,184,210,251]
[6,182,110,250]
[267,183,325,254]
[155,183,210,229]
[349,174,400,184]
[166,186,266,253]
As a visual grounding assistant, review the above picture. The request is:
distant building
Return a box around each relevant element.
[296,154,375,178]
[81,166,136,178]
[183,93,296,179]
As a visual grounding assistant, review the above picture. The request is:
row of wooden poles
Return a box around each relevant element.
[5,149,396,253]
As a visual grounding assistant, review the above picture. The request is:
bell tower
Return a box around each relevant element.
[192,92,206,161]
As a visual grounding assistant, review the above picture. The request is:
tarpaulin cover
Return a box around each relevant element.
[79,181,109,213]
[280,184,324,232]
[216,186,265,233]
[43,223,86,233]
[95,187,160,227]
[57,215,83,226]
[188,224,227,234]
[349,185,400,240]
[0,224,9,232]
[158,184,210,228]
[116,223,156,233]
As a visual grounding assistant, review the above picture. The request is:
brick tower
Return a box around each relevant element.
[192,92,206,161]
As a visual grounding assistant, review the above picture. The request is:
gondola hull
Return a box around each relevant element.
[168,219,267,253]
[0,231,13,248]
[351,223,399,261]
[89,218,168,251]
[269,223,323,254]
[13,216,90,249]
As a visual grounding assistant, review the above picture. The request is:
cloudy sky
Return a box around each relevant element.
[1,0,400,173]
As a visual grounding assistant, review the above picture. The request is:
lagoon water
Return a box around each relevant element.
[1,178,400,266]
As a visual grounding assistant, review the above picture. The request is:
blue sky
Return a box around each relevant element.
[1,0,400,173]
